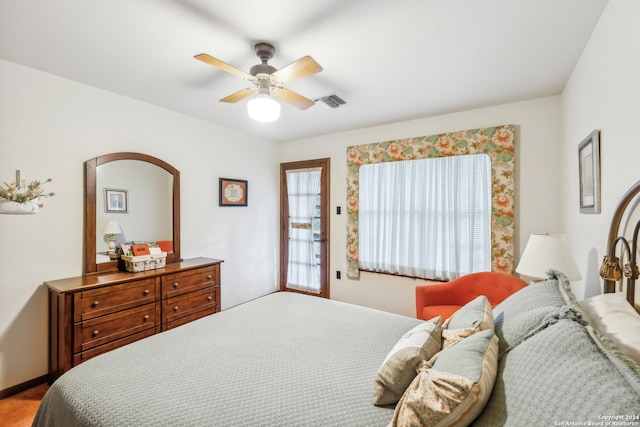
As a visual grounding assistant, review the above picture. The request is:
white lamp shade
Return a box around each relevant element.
[516,234,581,281]
[103,219,122,235]
[247,95,281,122]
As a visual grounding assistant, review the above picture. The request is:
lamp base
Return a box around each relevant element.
[107,234,117,253]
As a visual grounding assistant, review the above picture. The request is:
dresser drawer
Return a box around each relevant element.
[164,306,217,330]
[74,278,158,322]
[163,286,218,324]
[74,302,159,353]
[73,328,159,365]
[161,266,218,299]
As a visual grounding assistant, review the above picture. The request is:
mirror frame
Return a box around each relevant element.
[84,152,181,274]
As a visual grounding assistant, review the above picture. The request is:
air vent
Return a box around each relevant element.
[315,94,346,109]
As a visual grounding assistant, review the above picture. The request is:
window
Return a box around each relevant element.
[345,125,516,279]
[358,154,491,281]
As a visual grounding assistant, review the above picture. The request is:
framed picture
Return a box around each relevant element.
[219,178,248,206]
[105,188,128,213]
[578,129,601,214]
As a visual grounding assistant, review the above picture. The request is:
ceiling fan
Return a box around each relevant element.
[194,42,323,112]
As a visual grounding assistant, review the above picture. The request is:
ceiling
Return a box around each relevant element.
[0,0,608,142]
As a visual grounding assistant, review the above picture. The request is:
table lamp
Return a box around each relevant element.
[516,234,581,281]
[103,219,122,254]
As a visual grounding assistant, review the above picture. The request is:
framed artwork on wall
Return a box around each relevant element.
[578,129,601,214]
[105,188,128,213]
[219,178,248,206]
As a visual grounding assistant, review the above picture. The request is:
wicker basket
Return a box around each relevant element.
[122,252,167,272]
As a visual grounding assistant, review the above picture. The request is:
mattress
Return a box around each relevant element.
[33,292,422,426]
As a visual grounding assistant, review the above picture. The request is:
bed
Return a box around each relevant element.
[34,184,640,426]
[33,291,423,426]
[33,280,640,427]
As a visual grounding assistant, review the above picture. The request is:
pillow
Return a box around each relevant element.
[492,276,565,354]
[443,295,493,348]
[580,292,640,366]
[445,295,493,331]
[373,317,443,406]
[492,273,565,317]
[389,329,499,427]
[441,327,476,350]
[557,272,583,309]
[474,318,640,426]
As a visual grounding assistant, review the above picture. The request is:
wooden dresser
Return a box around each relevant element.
[45,257,223,380]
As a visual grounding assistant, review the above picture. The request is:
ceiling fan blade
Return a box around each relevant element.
[273,87,315,110]
[220,88,257,103]
[270,56,323,84]
[194,53,254,81]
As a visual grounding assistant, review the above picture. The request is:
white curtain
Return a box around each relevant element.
[286,167,322,292]
[358,154,491,280]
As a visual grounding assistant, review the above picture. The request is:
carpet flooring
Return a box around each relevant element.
[0,384,48,427]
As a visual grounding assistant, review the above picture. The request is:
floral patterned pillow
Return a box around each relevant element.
[442,295,494,348]
[389,329,499,427]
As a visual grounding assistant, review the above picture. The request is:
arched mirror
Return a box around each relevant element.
[84,152,181,274]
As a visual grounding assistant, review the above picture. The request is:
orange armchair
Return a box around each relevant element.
[415,272,528,320]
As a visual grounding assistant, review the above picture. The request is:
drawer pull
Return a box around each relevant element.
[143,315,149,321]
[207,296,213,301]
[207,275,212,280]
[92,301,99,307]
[143,289,150,295]
[92,329,99,336]
[173,283,179,288]
[174,306,179,311]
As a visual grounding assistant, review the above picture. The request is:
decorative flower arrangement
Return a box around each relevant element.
[0,171,55,210]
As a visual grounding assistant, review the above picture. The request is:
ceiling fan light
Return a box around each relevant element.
[247,94,281,122]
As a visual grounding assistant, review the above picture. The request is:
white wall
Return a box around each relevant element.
[0,59,280,391]
[562,0,640,304]
[279,96,564,317]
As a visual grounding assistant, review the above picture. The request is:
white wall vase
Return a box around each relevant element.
[0,199,40,214]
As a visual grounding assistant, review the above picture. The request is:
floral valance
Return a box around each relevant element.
[346,125,516,279]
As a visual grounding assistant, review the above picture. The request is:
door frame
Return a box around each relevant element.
[279,158,330,298]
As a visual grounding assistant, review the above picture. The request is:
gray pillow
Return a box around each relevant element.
[432,329,496,383]
[446,295,493,331]
[474,319,640,426]
[492,277,565,354]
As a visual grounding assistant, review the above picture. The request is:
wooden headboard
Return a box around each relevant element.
[600,180,640,305]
